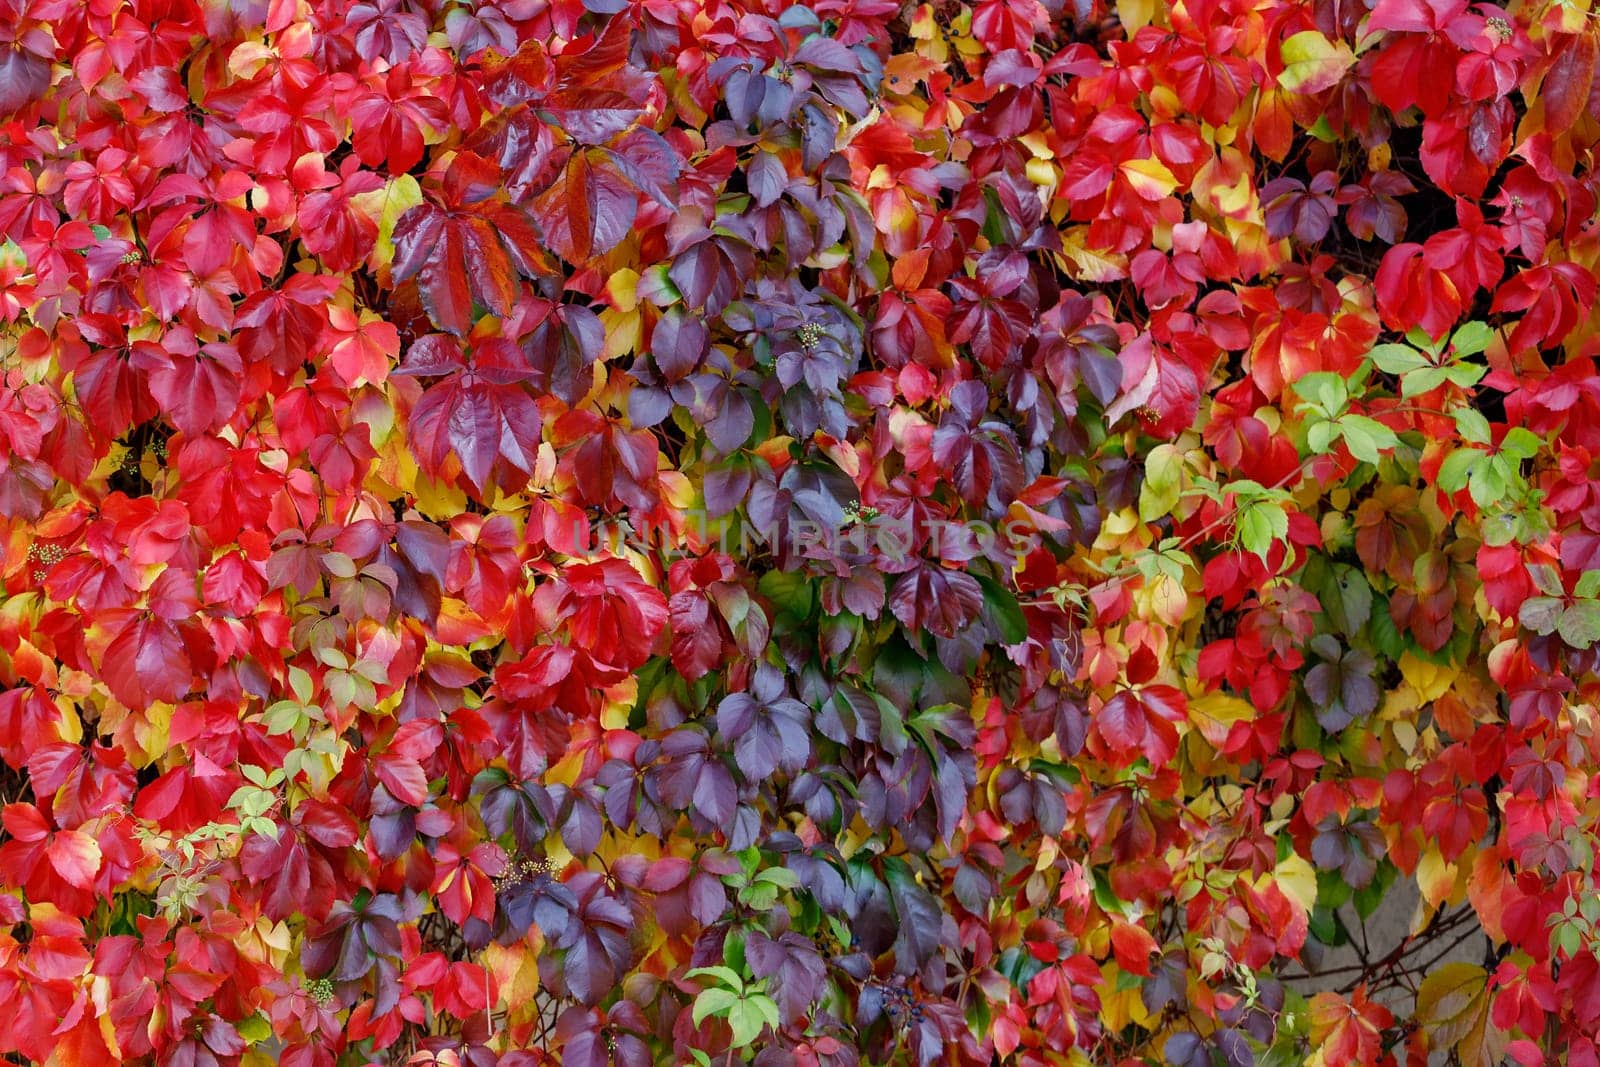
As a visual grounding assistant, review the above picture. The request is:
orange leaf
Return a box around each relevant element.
[1109,921,1157,977]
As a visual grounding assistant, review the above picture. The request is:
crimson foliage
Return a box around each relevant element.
[2,0,1600,1065]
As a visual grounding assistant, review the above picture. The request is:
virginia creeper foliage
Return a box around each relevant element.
[2,0,1600,1064]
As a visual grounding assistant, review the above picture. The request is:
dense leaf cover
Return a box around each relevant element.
[3,0,1600,1063]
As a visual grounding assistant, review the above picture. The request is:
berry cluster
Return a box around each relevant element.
[27,542,63,583]
[491,854,553,894]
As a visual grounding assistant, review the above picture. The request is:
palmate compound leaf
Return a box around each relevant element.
[532,150,640,265]
[413,377,542,492]
[396,335,543,492]
[391,199,550,336]
[100,613,192,709]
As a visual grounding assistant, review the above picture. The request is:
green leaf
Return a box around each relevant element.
[686,965,745,994]
[1529,564,1566,597]
[753,993,781,1031]
[357,174,423,274]
[1307,905,1340,945]
[263,700,305,736]
[1500,426,1542,460]
[873,691,909,755]
[1415,962,1489,1051]
[1295,372,1347,415]
[1338,415,1398,464]
[1370,343,1428,375]
[1368,598,1406,659]
[1452,407,1492,444]
[1307,419,1339,455]
[1559,601,1600,648]
[726,995,774,1046]
[1405,325,1443,351]
[976,573,1028,644]
[1237,503,1287,562]
[1443,363,1486,389]
[327,671,356,710]
[757,571,814,621]
[1437,448,1481,493]
[1450,321,1494,356]
[238,1014,273,1044]
[1576,571,1600,599]
[1323,564,1372,636]
[1467,457,1511,509]
[289,665,314,705]
[691,988,740,1027]
[1399,366,1450,397]
[753,866,801,889]
[1092,868,1124,915]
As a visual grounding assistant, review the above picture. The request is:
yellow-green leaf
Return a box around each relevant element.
[352,174,423,278]
[1139,444,1184,521]
[1415,962,1489,1051]
[1279,31,1355,94]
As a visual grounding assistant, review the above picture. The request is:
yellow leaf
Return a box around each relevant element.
[1095,961,1154,1031]
[1416,845,1459,911]
[351,174,423,279]
[1278,31,1355,95]
[1416,963,1503,1063]
[1116,0,1159,34]
[1057,230,1129,282]
[1188,692,1255,749]
[1192,148,1257,220]
[1144,573,1189,626]
[482,942,545,1022]
[1119,157,1179,200]
[545,747,585,788]
[604,268,640,313]
[411,468,469,520]
[1024,156,1057,193]
[1272,853,1318,914]
[600,685,635,730]
[1399,652,1458,702]
[543,832,574,872]
[600,307,640,360]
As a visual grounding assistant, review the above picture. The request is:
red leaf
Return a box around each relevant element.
[46,829,102,890]
[374,757,430,806]
[1110,922,1157,977]
[1543,29,1598,135]
[532,152,638,264]
[1,801,48,841]
[140,338,244,436]
[101,615,192,709]
[407,374,543,493]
